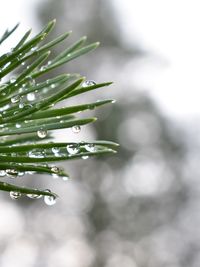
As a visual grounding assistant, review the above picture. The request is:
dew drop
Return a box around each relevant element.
[18,171,25,177]
[19,102,24,109]
[52,147,61,157]
[27,92,35,101]
[10,77,16,84]
[51,166,60,173]
[28,150,45,158]
[10,191,21,200]
[44,189,56,206]
[31,46,38,52]
[0,170,6,177]
[52,147,59,153]
[85,144,96,152]
[40,66,47,71]
[27,76,36,86]
[11,95,20,103]
[27,193,42,199]
[82,155,89,160]
[37,129,47,139]
[71,125,81,133]
[15,123,21,128]
[66,144,80,155]
[6,169,18,178]
[82,80,96,87]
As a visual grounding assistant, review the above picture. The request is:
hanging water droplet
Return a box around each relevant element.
[15,123,21,128]
[47,60,52,65]
[44,190,56,206]
[11,95,20,103]
[27,193,42,199]
[50,84,56,89]
[6,169,18,178]
[18,171,25,177]
[10,191,21,200]
[85,144,96,152]
[10,77,16,84]
[82,155,89,160]
[66,144,80,155]
[51,166,60,173]
[0,170,6,177]
[27,92,35,101]
[82,80,96,87]
[21,61,26,66]
[37,129,47,139]
[71,125,81,133]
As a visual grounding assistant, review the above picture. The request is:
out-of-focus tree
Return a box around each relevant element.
[16,1,195,267]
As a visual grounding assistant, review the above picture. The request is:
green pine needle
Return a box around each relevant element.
[0,20,118,204]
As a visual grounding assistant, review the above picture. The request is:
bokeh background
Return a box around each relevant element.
[1,0,200,266]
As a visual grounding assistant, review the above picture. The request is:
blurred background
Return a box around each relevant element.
[1,0,200,266]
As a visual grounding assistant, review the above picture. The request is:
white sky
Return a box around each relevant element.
[113,0,200,119]
[1,0,200,119]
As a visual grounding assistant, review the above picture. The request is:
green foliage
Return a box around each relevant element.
[0,20,118,204]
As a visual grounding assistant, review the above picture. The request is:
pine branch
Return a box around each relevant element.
[0,20,118,205]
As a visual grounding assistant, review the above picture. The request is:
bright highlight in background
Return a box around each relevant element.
[112,0,200,118]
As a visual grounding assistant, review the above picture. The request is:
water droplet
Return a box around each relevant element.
[10,191,21,200]
[40,66,47,71]
[19,102,24,109]
[6,169,18,178]
[50,84,56,88]
[82,155,89,160]
[15,123,21,128]
[66,144,80,155]
[44,190,56,206]
[71,125,81,133]
[51,147,61,157]
[28,150,45,158]
[51,166,60,173]
[18,171,25,177]
[21,61,26,66]
[27,193,42,199]
[27,76,35,86]
[47,60,52,65]
[82,80,96,87]
[37,129,47,139]
[27,92,35,101]
[11,95,20,103]
[31,46,38,52]
[52,147,59,153]
[85,144,96,152]
[10,77,16,84]
[0,170,6,177]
